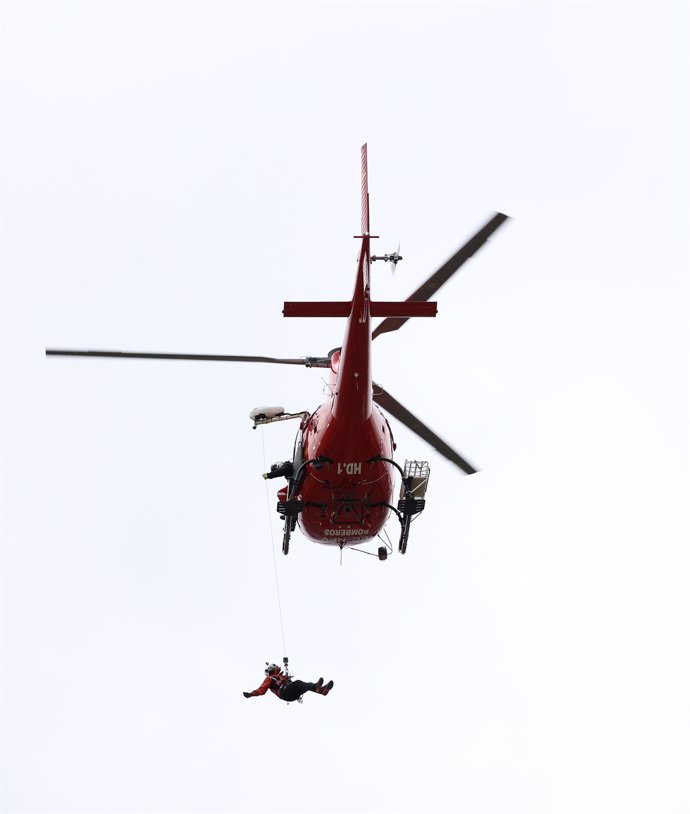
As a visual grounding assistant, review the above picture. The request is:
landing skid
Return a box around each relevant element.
[399,514,411,555]
[395,495,425,554]
[274,456,330,557]
[369,456,430,556]
[282,517,296,555]
[278,503,302,556]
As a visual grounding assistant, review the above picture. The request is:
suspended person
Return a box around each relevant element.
[243,663,334,702]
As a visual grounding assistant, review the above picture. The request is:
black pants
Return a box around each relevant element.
[279,680,318,702]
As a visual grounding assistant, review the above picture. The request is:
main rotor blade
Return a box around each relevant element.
[373,384,477,474]
[373,212,509,339]
[45,349,322,366]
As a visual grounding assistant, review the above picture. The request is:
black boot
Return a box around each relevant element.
[321,680,334,696]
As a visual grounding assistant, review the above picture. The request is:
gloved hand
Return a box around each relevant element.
[243,691,252,698]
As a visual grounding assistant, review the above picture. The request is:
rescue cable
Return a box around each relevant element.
[260,428,288,665]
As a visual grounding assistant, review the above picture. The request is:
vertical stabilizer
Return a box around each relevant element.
[361,143,370,235]
[331,143,373,423]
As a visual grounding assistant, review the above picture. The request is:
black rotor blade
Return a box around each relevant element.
[373,212,509,339]
[373,384,477,474]
[45,349,320,366]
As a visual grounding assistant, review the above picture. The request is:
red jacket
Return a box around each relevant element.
[247,672,290,698]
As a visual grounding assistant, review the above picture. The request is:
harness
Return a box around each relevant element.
[269,672,291,697]
[268,657,304,704]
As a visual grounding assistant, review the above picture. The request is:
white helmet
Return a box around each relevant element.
[265,663,281,676]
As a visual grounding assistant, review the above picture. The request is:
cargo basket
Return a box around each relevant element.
[399,460,430,499]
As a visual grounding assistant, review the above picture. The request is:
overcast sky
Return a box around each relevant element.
[2,2,689,813]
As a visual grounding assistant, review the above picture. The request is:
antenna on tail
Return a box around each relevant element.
[361,143,370,235]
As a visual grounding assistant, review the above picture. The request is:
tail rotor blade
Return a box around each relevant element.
[373,383,477,474]
[391,241,401,275]
[373,211,509,339]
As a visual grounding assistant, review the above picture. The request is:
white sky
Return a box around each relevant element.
[1,1,689,812]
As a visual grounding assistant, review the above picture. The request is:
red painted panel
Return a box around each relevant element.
[370,301,437,318]
[283,301,352,318]
[295,400,395,546]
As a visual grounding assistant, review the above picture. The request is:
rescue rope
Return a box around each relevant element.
[260,428,288,661]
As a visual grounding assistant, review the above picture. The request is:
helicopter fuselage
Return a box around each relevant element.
[284,226,398,546]
[276,147,440,550]
[296,396,396,545]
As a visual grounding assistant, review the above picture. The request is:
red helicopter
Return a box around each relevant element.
[47,145,508,560]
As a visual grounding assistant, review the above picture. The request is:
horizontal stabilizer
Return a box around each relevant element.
[283,302,352,318]
[370,301,437,318]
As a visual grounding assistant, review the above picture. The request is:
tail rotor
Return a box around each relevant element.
[371,242,403,272]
